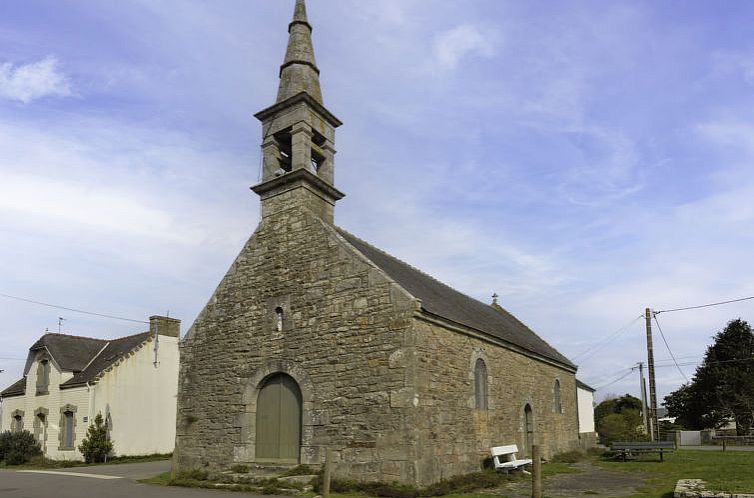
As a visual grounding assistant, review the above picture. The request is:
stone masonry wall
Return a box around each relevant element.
[410,318,580,485]
[174,202,420,483]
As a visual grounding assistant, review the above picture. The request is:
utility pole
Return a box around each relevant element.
[645,308,659,441]
[637,362,649,435]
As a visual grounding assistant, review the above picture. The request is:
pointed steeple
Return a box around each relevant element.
[277,0,322,103]
[253,0,344,224]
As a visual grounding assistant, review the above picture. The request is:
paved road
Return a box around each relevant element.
[0,460,277,498]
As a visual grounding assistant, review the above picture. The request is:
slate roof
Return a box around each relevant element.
[336,227,576,370]
[1,331,153,398]
[62,332,152,388]
[576,379,596,392]
[25,334,108,374]
[0,377,26,397]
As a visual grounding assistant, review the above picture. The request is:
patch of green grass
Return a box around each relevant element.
[280,464,317,476]
[230,464,249,474]
[550,449,587,464]
[138,471,172,486]
[4,452,172,470]
[595,449,754,497]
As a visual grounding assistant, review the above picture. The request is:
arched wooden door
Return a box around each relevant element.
[524,404,534,457]
[256,374,302,463]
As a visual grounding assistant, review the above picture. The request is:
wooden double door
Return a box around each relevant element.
[255,374,302,463]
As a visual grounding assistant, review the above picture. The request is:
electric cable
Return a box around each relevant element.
[653,314,689,382]
[572,314,644,362]
[0,292,149,324]
[655,295,754,314]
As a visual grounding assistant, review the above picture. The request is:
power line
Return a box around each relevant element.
[655,295,754,315]
[572,315,644,361]
[594,368,637,391]
[0,292,148,324]
[653,314,689,383]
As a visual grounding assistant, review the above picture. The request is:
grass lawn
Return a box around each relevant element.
[1,452,172,470]
[596,449,754,497]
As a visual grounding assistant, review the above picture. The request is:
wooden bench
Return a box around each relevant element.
[490,444,532,473]
[611,441,675,462]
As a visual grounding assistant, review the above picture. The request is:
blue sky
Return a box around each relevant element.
[1,0,754,404]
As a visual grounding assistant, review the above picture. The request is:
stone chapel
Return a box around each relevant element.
[174,0,580,485]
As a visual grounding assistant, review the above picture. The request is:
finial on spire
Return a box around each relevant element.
[277,0,323,103]
[492,293,499,306]
[292,0,309,26]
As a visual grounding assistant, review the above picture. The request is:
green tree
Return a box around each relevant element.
[664,319,754,435]
[594,394,647,443]
[78,412,113,463]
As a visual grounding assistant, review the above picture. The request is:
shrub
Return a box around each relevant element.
[0,430,42,465]
[78,413,113,463]
[230,464,249,473]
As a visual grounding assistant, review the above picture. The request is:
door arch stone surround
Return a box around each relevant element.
[237,360,316,464]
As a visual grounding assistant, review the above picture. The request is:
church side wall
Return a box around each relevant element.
[411,318,580,485]
[175,206,420,483]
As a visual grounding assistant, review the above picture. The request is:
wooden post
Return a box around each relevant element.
[531,445,542,498]
[323,448,333,498]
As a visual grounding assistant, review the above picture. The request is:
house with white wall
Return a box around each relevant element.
[0,316,179,460]
[576,379,596,447]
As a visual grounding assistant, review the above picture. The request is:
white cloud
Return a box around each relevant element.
[0,56,72,104]
[432,24,497,70]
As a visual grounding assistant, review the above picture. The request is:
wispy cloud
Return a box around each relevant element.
[0,56,71,104]
[432,24,498,70]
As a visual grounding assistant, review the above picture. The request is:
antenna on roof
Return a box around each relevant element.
[58,317,66,333]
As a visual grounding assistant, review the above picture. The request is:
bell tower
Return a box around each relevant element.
[252,0,344,224]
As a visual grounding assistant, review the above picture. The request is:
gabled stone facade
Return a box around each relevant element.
[174,0,579,486]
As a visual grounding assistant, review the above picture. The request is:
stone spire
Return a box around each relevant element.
[277,0,322,103]
[253,0,343,224]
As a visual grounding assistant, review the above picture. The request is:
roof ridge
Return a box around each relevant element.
[35,332,109,342]
[110,330,151,341]
[335,226,478,302]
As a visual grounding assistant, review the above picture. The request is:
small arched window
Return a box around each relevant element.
[275,306,285,332]
[13,415,23,432]
[554,379,562,414]
[474,358,488,410]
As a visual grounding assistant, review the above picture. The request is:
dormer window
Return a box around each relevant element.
[36,359,50,395]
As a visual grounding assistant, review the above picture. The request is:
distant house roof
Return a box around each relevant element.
[576,379,596,392]
[336,228,576,370]
[62,332,152,388]
[1,331,153,398]
[25,334,108,374]
[0,377,26,397]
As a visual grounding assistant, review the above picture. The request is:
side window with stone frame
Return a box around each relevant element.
[13,414,24,432]
[553,379,562,414]
[474,358,488,410]
[59,405,77,450]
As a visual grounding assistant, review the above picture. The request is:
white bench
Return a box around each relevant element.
[490,444,532,473]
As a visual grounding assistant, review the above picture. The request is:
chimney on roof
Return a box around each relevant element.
[150,315,180,337]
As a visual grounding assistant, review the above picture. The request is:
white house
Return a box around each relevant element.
[576,379,596,447]
[0,316,179,460]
